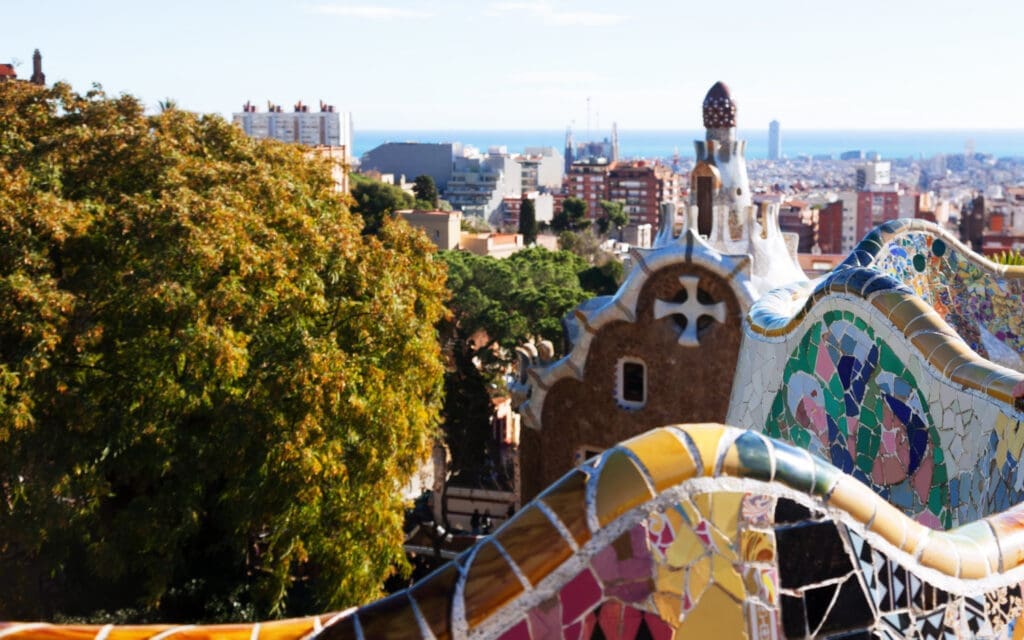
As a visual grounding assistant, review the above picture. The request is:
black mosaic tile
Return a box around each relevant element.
[781,593,808,638]
[777,521,853,588]
[819,576,874,635]
[804,583,839,633]
[774,497,813,525]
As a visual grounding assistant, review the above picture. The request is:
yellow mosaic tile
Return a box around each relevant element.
[106,630,178,640]
[655,565,686,596]
[948,536,992,579]
[710,525,739,564]
[989,506,1024,571]
[870,290,909,319]
[495,505,573,588]
[953,522,1001,576]
[259,619,327,640]
[918,534,959,576]
[688,554,713,600]
[995,414,1024,474]
[826,476,877,525]
[866,501,908,549]
[909,330,957,364]
[692,492,712,521]
[176,625,254,639]
[538,468,591,547]
[623,427,697,492]
[678,495,701,527]
[462,541,525,629]
[887,297,930,333]
[679,424,727,476]
[15,628,106,640]
[950,361,996,393]
[666,521,705,569]
[739,529,775,563]
[595,449,655,527]
[901,309,944,338]
[900,520,932,558]
[742,567,762,600]
[711,492,744,538]
[987,373,1023,404]
[712,553,745,601]
[675,584,746,639]
[652,591,683,624]
[938,352,974,378]
[927,341,974,379]
[741,565,770,602]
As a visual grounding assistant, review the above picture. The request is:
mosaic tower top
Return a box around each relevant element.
[655,82,805,296]
[702,81,736,129]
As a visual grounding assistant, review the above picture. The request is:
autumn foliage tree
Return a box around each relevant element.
[0,82,448,621]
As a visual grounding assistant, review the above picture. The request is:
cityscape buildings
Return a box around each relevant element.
[1,48,45,85]
[232,100,350,149]
[446,148,523,224]
[361,142,455,190]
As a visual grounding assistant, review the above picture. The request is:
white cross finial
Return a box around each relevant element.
[653,275,727,347]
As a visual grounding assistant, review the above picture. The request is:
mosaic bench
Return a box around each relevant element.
[847,219,1024,372]
[7,424,1024,639]
[728,220,1024,531]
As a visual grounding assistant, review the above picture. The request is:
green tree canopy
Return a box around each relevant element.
[0,81,448,621]
[599,199,629,239]
[551,196,591,232]
[518,198,538,245]
[350,173,415,234]
[412,174,439,209]
[438,247,593,488]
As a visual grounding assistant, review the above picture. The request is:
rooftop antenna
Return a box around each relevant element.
[586,96,591,140]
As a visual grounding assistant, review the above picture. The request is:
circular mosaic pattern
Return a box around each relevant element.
[764,312,950,529]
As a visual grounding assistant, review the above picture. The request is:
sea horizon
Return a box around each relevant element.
[352,128,1024,162]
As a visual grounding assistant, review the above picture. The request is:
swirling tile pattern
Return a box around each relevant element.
[733,220,1024,531]
[8,424,1024,639]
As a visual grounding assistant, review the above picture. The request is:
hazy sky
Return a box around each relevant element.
[3,0,1022,130]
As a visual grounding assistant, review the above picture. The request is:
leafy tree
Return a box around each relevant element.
[350,173,415,234]
[518,198,538,245]
[558,227,610,265]
[412,174,439,209]
[599,199,629,239]
[553,197,591,233]
[579,260,625,296]
[0,81,448,621]
[439,248,591,488]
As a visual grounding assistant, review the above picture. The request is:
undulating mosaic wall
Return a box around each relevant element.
[730,222,1024,529]
[852,220,1024,372]
[11,424,1024,639]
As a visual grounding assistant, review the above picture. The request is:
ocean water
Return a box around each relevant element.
[353,129,1024,161]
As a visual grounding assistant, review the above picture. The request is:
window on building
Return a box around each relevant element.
[617,358,646,409]
[573,446,604,467]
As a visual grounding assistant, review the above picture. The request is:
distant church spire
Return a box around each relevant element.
[30,49,45,86]
[564,127,574,173]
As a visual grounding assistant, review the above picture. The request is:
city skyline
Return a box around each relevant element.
[3,0,1023,131]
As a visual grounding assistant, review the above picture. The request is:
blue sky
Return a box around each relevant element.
[3,0,1022,130]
